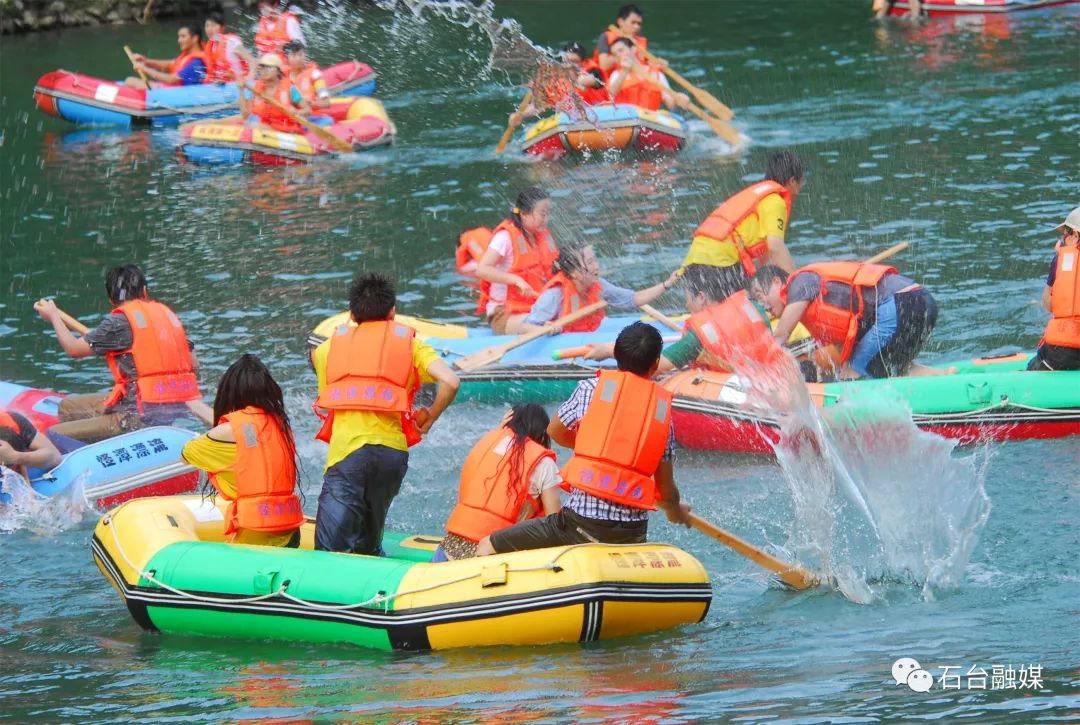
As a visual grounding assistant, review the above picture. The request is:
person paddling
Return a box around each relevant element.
[434,404,562,562]
[203,12,256,84]
[594,4,649,83]
[237,53,310,133]
[181,354,303,547]
[608,37,689,112]
[283,41,330,110]
[125,25,207,89]
[1029,206,1080,371]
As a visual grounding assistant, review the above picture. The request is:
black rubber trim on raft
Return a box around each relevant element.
[91,535,159,632]
[92,536,711,650]
[579,600,604,642]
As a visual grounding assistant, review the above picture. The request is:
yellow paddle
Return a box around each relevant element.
[688,513,820,590]
[495,90,533,154]
[244,83,352,153]
[124,45,153,90]
[43,303,215,426]
[607,25,735,121]
[865,241,909,265]
[454,301,608,371]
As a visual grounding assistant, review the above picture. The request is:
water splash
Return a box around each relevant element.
[0,468,95,535]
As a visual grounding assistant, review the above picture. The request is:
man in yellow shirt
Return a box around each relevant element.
[682,149,806,301]
[312,274,459,555]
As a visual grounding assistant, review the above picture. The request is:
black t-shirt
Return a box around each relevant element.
[0,411,38,452]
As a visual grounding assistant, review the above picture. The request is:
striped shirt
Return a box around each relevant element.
[559,376,675,523]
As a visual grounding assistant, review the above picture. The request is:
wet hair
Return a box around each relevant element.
[555,244,595,277]
[681,264,730,303]
[495,403,551,509]
[282,40,305,54]
[765,149,805,185]
[611,37,636,51]
[179,24,202,44]
[562,42,586,59]
[205,11,225,27]
[208,354,298,499]
[617,4,643,20]
[614,321,663,376]
[348,272,396,323]
[104,264,148,304]
[750,264,791,291]
[509,187,550,235]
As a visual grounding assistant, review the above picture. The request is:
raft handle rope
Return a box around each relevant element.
[103,516,653,613]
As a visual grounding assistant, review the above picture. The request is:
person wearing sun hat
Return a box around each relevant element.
[1029,206,1080,371]
[236,53,309,133]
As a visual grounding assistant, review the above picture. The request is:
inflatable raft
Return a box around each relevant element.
[664,352,1080,453]
[2,426,197,508]
[34,61,376,127]
[522,103,688,157]
[92,495,712,651]
[177,97,395,165]
[886,0,1076,15]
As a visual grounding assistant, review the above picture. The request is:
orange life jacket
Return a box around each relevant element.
[476,219,560,316]
[254,12,298,55]
[576,58,610,104]
[250,77,302,133]
[686,290,784,371]
[203,33,247,84]
[290,62,324,103]
[1043,246,1080,349]
[0,411,19,436]
[594,31,648,82]
[781,262,897,363]
[539,272,606,332]
[456,226,493,278]
[165,49,208,86]
[695,182,793,276]
[104,299,201,412]
[612,66,664,111]
[561,370,672,510]
[314,320,422,447]
[444,427,557,544]
[213,406,304,536]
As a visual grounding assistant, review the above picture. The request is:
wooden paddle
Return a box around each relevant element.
[495,90,533,154]
[244,83,352,152]
[688,513,820,590]
[636,76,741,146]
[124,45,153,90]
[607,25,735,121]
[865,241,909,265]
[46,303,214,426]
[639,304,683,333]
[454,301,608,371]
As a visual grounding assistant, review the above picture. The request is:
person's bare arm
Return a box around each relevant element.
[539,486,562,515]
[632,271,679,307]
[34,300,92,358]
[415,358,460,433]
[654,461,690,526]
[0,432,62,471]
[771,300,809,345]
[766,236,796,273]
[475,244,537,299]
[1042,285,1052,312]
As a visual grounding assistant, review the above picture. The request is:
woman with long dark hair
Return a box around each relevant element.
[181,354,304,546]
[474,187,562,335]
[435,404,561,561]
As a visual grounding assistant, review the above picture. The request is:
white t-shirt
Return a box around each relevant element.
[223,35,246,77]
[484,228,515,316]
[528,457,563,498]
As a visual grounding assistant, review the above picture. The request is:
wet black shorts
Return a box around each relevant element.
[864,288,938,379]
[488,508,648,553]
[1028,343,1080,371]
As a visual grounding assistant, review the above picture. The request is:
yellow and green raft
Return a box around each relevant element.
[92,496,712,651]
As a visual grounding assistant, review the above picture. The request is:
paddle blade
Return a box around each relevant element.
[689,514,820,590]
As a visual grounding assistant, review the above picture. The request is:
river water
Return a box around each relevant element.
[1,1,1078,721]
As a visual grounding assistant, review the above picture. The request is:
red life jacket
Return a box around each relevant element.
[1043,246,1080,349]
[164,49,208,86]
[476,219,560,316]
[694,182,793,276]
[561,370,672,510]
[444,427,556,544]
[781,262,897,363]
[213,406,304,536]
[0,411,19,437]
[456,226,493,278]
[104,299,201,413]
[250,77,302,133]
[686,290,784,371]
[254,12,298,55]
[314,321,422,447]
[290,62,324,103]
[203,33,247,83]
[576,58,610,104]
[612,66,664,111]
[539,272,606,332]
[593,31,648,82]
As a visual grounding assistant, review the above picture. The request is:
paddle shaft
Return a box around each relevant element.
[496,90,533,154]
[124,45,153,90]
[607,25,734,120]
[865,241,909,265]
[635,75,741,146]
[455,300,608,371]
[688,513,820,590]
[639,304,683,333]
[245,83,352,152]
